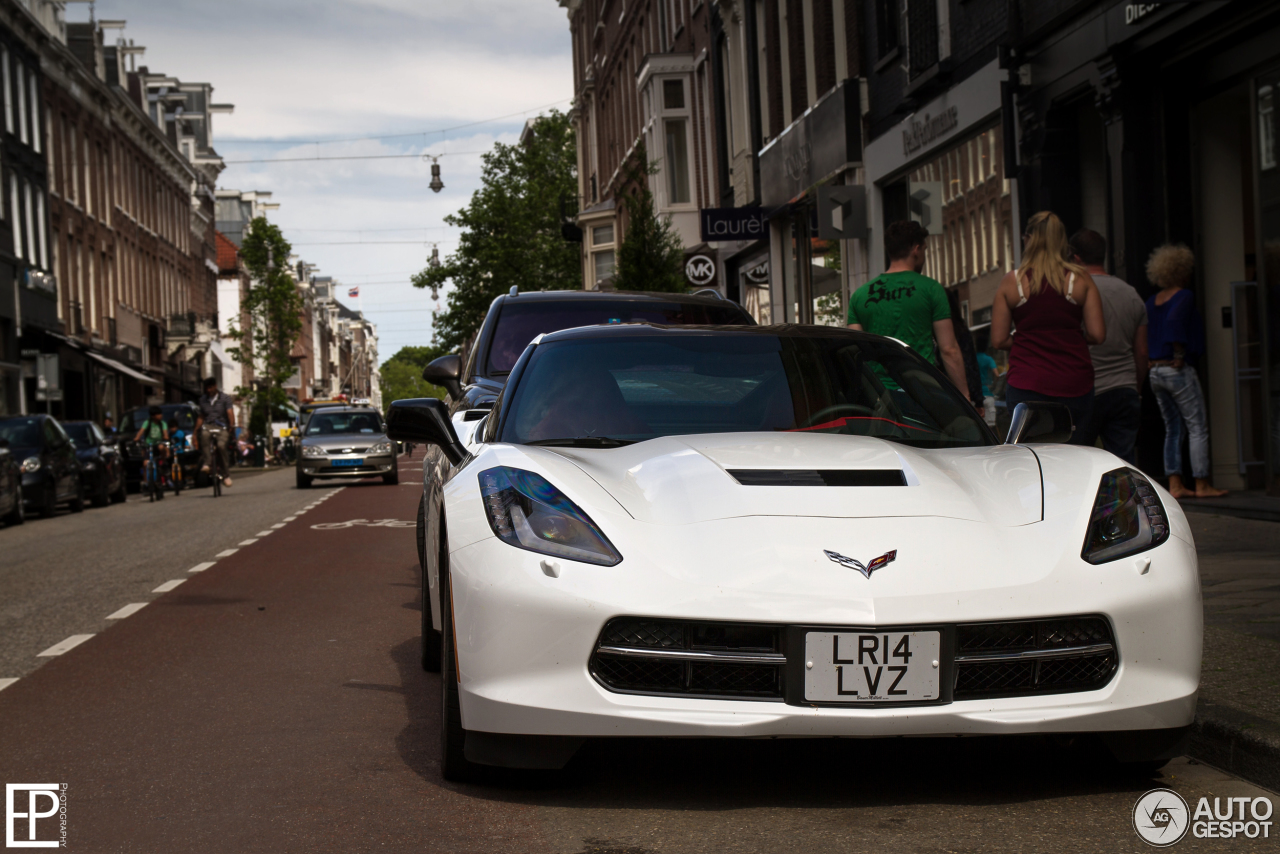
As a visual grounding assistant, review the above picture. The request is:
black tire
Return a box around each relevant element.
[173,471,182,497]
[2,487,23,526]
[111,475,127,504]
[383,469,399,485]
[40,483,58,518]
[69,482,85,513]
[92,474,111,507]
[439,553,483,782]
[296,471,312,489]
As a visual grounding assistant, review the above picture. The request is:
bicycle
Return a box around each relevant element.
[144,443,167,502]
[169,432,185,497]
[202,426,230,498]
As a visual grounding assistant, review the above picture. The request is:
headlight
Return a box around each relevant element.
[1081,468,1169,564]
[369,441,393,455]
[82,461,97,471]
[21,456,40,473]
[479,466,622,566]
[301,445,327,458]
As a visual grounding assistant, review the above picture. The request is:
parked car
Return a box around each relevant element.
[296,405,398,488]
[389,322,1197,781]
[119,404,200,491]
[63,420,127,506]
[411,288,758,583]
[0,437,23,526]
[0,414,84,517]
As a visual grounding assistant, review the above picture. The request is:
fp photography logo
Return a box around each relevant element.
[4,784,67,849]
[1133,788,1189,847]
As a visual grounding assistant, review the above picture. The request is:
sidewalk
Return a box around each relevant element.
[1181,488,1280,523]
[1184,509,1280,790]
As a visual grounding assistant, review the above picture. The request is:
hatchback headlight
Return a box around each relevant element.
[369,441,393,455]
[1081,468,1169,564]
[479,466,622,566]
[301,445,327,458]
[21,456,40,473]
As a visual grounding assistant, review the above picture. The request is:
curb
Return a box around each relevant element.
[1190,700,1280,793]
[1182,500,1280,524]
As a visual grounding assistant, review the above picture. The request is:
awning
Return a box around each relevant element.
[208,338,234,367]
[85,350,161,386]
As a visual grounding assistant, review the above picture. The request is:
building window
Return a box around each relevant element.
[1261,84,1276,171]
[648,77,692,208]
[10,178,22,260]
[875,0,899,60]
[1,48,10,136]
[592,224,614,246]
[27,71,38,154]
[593,249,615,285]
[15,62,26,146]
[35,188,46,269]
[664,120,691,204]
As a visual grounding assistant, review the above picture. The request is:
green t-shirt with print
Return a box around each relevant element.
[141,419,168,445]
[847,270,951,364]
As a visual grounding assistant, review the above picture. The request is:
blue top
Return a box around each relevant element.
[976,352,996,397]
[1145,289,1202,362]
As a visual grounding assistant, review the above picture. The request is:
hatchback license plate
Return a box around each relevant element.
[804,631,941,703]
[330,459,363,467]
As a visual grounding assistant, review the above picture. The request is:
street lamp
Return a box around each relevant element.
[425,155,444,193]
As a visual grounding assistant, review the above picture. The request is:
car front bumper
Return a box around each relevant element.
[299,453,395,478]
[446,516,1201,739]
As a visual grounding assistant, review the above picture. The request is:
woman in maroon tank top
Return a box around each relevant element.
[990,211,1106,442]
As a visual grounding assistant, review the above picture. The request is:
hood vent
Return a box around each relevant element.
[727,469,907,487]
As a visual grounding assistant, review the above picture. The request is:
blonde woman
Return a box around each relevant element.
[990,211,1106,441]
[1145,244,1226,498]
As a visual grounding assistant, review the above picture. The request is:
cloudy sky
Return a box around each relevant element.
[66,0,574,364]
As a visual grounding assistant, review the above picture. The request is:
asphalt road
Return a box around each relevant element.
[0,453,1274,853]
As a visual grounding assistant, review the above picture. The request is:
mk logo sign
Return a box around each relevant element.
[684,254,716,287]
[5,784,65,848]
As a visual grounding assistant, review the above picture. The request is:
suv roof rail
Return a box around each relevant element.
[691,288,724,300]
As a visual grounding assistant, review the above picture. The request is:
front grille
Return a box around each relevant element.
[591,618,785,700]
[326,447,369,454]
[954,616,1117,700]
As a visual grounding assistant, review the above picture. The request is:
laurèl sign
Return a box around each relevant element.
[699,207,767,243]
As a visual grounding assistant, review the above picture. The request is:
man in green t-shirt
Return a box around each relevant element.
[847,220,969,397]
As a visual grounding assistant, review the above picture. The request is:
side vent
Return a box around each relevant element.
[727,469,907,487]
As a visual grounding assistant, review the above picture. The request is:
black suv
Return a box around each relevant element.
[119,404,201,491]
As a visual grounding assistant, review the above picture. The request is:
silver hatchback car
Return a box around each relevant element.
[296,406,398,489]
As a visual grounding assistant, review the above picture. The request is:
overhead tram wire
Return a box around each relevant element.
[224,149,487,165]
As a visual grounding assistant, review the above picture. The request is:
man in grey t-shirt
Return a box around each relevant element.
[1070,229,1148,463]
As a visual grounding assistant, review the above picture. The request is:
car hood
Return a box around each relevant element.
[9,444,41,461]
[301,434,389,452]
[535,433,1043,527]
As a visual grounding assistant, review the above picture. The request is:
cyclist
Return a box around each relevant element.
[133,405,171,497]
[193,376,235,488]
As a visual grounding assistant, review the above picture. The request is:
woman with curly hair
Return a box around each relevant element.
[991,211,1106,441]
[1145,244,1226,498]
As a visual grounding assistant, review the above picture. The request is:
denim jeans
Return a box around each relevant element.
[1149,365,1211,479]
[1004,385,1095,445]
[1075,387,1142,464]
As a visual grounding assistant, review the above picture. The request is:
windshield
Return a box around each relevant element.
[500,334,993,449]
[123,406,195,433]
[485,300,750,375]
[306,411,384,436]
[63,423,97,445]
[0,417,42,448]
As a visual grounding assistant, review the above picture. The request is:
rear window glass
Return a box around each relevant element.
[484,300,749,375]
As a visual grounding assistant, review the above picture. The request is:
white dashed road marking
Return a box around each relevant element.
[271,523,286,529]
[237,539,258,547]
[152,579,185,593]
[38,635,95,657]
[188,561,216,574]
[106,603,148,620]
[0,678,18,692]
[283,516,297,521]
[255,530,273,537]
[216,549,239,558]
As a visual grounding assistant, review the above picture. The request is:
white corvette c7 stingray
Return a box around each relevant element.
[387,323,1200,781]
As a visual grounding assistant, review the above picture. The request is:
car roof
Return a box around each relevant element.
[306,405,380,415]
[494,289,736,306]
[536,322,896,345]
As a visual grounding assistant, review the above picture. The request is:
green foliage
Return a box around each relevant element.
[614,148,687,294]
[226,217,304,420]
[378,345,450,412]
[413,111,581,350]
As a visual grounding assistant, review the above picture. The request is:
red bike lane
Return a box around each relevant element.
[0,455,552,854]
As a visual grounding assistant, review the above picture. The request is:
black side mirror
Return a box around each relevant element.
[386,398,467,465]
[1005,401,1074,444]
[423,354,463,401]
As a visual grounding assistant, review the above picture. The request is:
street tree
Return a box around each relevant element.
[413,110,580,350]
[614,148,687,293]
[378,345,450,413]
[227,217,304,434]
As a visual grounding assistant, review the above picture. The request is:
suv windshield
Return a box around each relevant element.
[485,299,750,375]
[306,411,383,436]
[63,423,98,445]
[0,417,42,448]
[122,406,196,433]
[500,334,993,449]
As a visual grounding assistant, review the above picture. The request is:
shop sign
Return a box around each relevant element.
[902,106,959,157]
[699,206,767,243]
[22,268,56,295]
[685,254,717,288]
[760,80,862,208]
[743,259,770,285]
[1125,3,1160,25]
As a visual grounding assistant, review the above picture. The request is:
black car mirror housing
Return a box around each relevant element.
[1005,401,1074,444]
[386,398,467,465]
[423,354,463,401]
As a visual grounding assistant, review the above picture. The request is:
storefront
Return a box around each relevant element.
[864,60,1018,346]
[1016,1,1280,491]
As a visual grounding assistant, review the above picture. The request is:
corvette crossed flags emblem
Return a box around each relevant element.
[824,549,898,579]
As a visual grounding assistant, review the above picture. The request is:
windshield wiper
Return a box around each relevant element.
[525,437,637,448]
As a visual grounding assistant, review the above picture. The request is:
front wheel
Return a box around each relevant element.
[69,481,85,513]
[92,475,111,507]
[440,557,483,783]
[296,471,312,489]
[2,486,23,526]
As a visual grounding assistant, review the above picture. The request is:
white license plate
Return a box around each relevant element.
[804,631,941,703]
